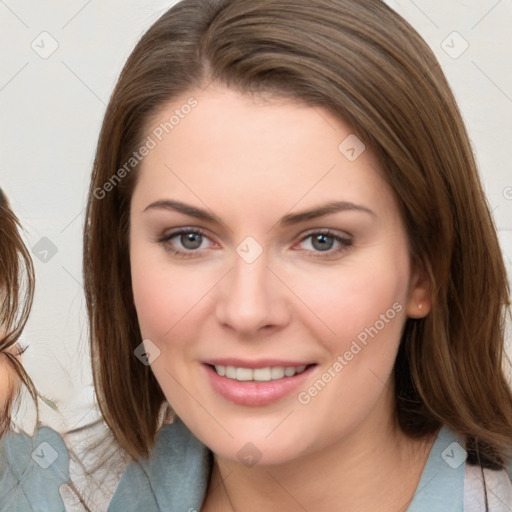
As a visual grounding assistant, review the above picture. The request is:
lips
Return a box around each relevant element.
[203,359,316,406]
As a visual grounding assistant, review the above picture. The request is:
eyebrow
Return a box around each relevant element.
[143,199,376,226]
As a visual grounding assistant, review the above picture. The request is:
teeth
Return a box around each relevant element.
[214,365,308,381]
[284,367,296,377]
[253,367,272,381]
[236,367,253,381]
[271,367,285,379]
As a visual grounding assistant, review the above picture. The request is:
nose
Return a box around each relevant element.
[215,250,291,337]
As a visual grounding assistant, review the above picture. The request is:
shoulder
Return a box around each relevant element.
[409,425,512,511]
[506,459,512,483]
[108,418,212,512]
[0,426,70,511]
[464,461,512,511]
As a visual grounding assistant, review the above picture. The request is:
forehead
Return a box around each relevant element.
[133,86,395,222]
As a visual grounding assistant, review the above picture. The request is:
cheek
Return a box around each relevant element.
[0,357,18,410]
[132,264,185,339]
[288,257,409,440]
[291,248,409,349]
[130,246,218,343]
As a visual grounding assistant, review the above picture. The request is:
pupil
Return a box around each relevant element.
[182,233,202,249]
[312,234,333,251]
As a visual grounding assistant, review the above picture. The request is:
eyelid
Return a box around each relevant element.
[158,226,216,247]
[160,226,209,239]
[293,228,353,256]
[297,227,353,241]
[156,226,218,258]
[157,226,353,258]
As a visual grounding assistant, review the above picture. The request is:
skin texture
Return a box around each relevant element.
[0,333,18,411]
[129,85,433,511]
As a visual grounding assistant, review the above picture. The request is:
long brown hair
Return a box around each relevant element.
[84,0,512,465]
[0,188,37,436]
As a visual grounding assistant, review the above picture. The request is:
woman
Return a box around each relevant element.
[0,188,74,511]
[0,187,36,435]
[83,0,512,510]
[0,189,129,511]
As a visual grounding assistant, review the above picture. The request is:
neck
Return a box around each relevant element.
[202,394,437,512]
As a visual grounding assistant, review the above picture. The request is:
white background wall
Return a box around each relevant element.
[1,0,511,431]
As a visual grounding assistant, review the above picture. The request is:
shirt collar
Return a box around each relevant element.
[407,424,465,512]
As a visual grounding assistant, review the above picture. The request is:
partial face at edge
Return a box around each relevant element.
[128,85,430,465]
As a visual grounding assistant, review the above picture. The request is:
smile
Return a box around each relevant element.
[204,361,316,406]
[214,365,307,381]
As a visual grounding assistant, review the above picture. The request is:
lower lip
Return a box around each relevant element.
[203,364,315,406]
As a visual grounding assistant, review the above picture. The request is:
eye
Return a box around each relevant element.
[296,230,353,257]
[156,227,352,259]
[157,227,215,258]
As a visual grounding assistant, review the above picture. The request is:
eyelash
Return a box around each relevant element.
[157,227,353,259]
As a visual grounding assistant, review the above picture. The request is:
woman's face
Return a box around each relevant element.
[0,314,19,410]
[129,85,429,465]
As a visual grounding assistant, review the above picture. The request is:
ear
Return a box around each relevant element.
[405,262,432,319]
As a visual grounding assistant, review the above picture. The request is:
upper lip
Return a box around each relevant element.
[203,358,315,369]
